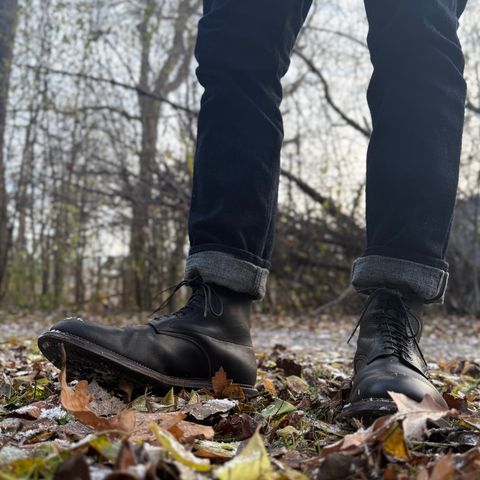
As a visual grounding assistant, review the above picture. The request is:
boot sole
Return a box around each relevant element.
[340,398,397,423]
[341,399,449,428]
[38,330,258,396]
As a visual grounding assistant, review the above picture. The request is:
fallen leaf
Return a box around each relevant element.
[221,383,245,401]
[276,425,300,439]
[59,364,135,434]
[131,396,149,413]
[132,411,214,443]
[307,453,367,480]
[216,414,264,440]
[149,422,212,471]
[276,357,302,377]
[188,391,203,405]
[382,423,409,462]
[388,391,455,442]
[263,378,277,396]
[118,379,134,402]
[280,468,309,480]
[87,380,127,417]
[193,439,240,460]
[211,367,245,400]
[53,453,91,480]
[442,392,469,413]
[134,411,186,438]
[12,401,46,419]
[427,452,456,480]
[184,399,238,421]
[114,439,136,470]
[212,368,230,397]
[214,430,274,480]
[260,398,296,418]
[286,375,309,394]
[320,414,394,457]
[161,387,177,409]
[11,395,60,420]
[169,420,215,443]
[88,435,123,462]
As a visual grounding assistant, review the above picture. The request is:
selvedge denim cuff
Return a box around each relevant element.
[351,255,449,303]
[185,251,269,300]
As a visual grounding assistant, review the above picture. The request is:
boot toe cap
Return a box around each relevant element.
[350,357,446,407]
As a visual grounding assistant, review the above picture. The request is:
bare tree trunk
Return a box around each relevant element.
[130,99,159,310]
[0,0,17,294]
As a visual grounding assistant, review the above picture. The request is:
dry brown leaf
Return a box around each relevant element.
[132,411,214,443]
[211,367,245,400]
[428,452,456,480]
[114,439,137,470]
[59,362,135,434]
[212,367,230,396]
[263,378,277,396]
[53,453,91,480]
[221,383,245,401]
[132,411,186,442]
[416,469,429,480]
[118,379,134,403]
[442,392,469,413]
[388,391,455,442]
[170,421,215,443]
[320,414,394,458]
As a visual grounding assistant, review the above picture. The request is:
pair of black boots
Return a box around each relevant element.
[38,279,446,418]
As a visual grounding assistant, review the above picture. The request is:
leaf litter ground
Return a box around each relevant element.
[1,312,480,479]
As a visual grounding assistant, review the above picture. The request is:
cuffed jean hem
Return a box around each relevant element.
[185,250,269,300]
[351,255,449,303]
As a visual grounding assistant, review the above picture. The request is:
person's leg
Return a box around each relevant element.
[344,0,468,418]
[352,0,468,301]
[185,0,312,300]
[38,0,312,392]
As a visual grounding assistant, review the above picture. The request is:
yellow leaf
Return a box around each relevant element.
[276,426,300,439]
[263,378,277,396]
[214,430,274,480]
[149,422,211,472]
[382,423,409,462]
[162,387,176,407]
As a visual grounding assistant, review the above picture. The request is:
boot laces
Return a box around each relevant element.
[347,289,428,369]
[151,276,224,318]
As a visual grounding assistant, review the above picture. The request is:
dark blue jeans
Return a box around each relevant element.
[185,0,468,302]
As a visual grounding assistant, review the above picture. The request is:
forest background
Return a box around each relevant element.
[2,0,480,316]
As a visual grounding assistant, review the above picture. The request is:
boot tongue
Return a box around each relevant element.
[371,288,423,339]
[362,288,427,375]
[370,288,404,315]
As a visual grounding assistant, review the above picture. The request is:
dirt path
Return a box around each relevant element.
[1,311,478,362]
[253,314,480,363]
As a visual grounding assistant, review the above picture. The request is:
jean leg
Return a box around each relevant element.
[186,0,312,299]
[352,0,468,302]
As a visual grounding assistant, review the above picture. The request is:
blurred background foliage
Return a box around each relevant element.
[1,0,480,315]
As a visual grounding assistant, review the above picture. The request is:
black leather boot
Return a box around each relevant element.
[342,287,447,419]
[38,279,257,395]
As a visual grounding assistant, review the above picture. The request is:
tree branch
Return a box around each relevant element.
[17,63,198,116]
[293,49,371,139]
